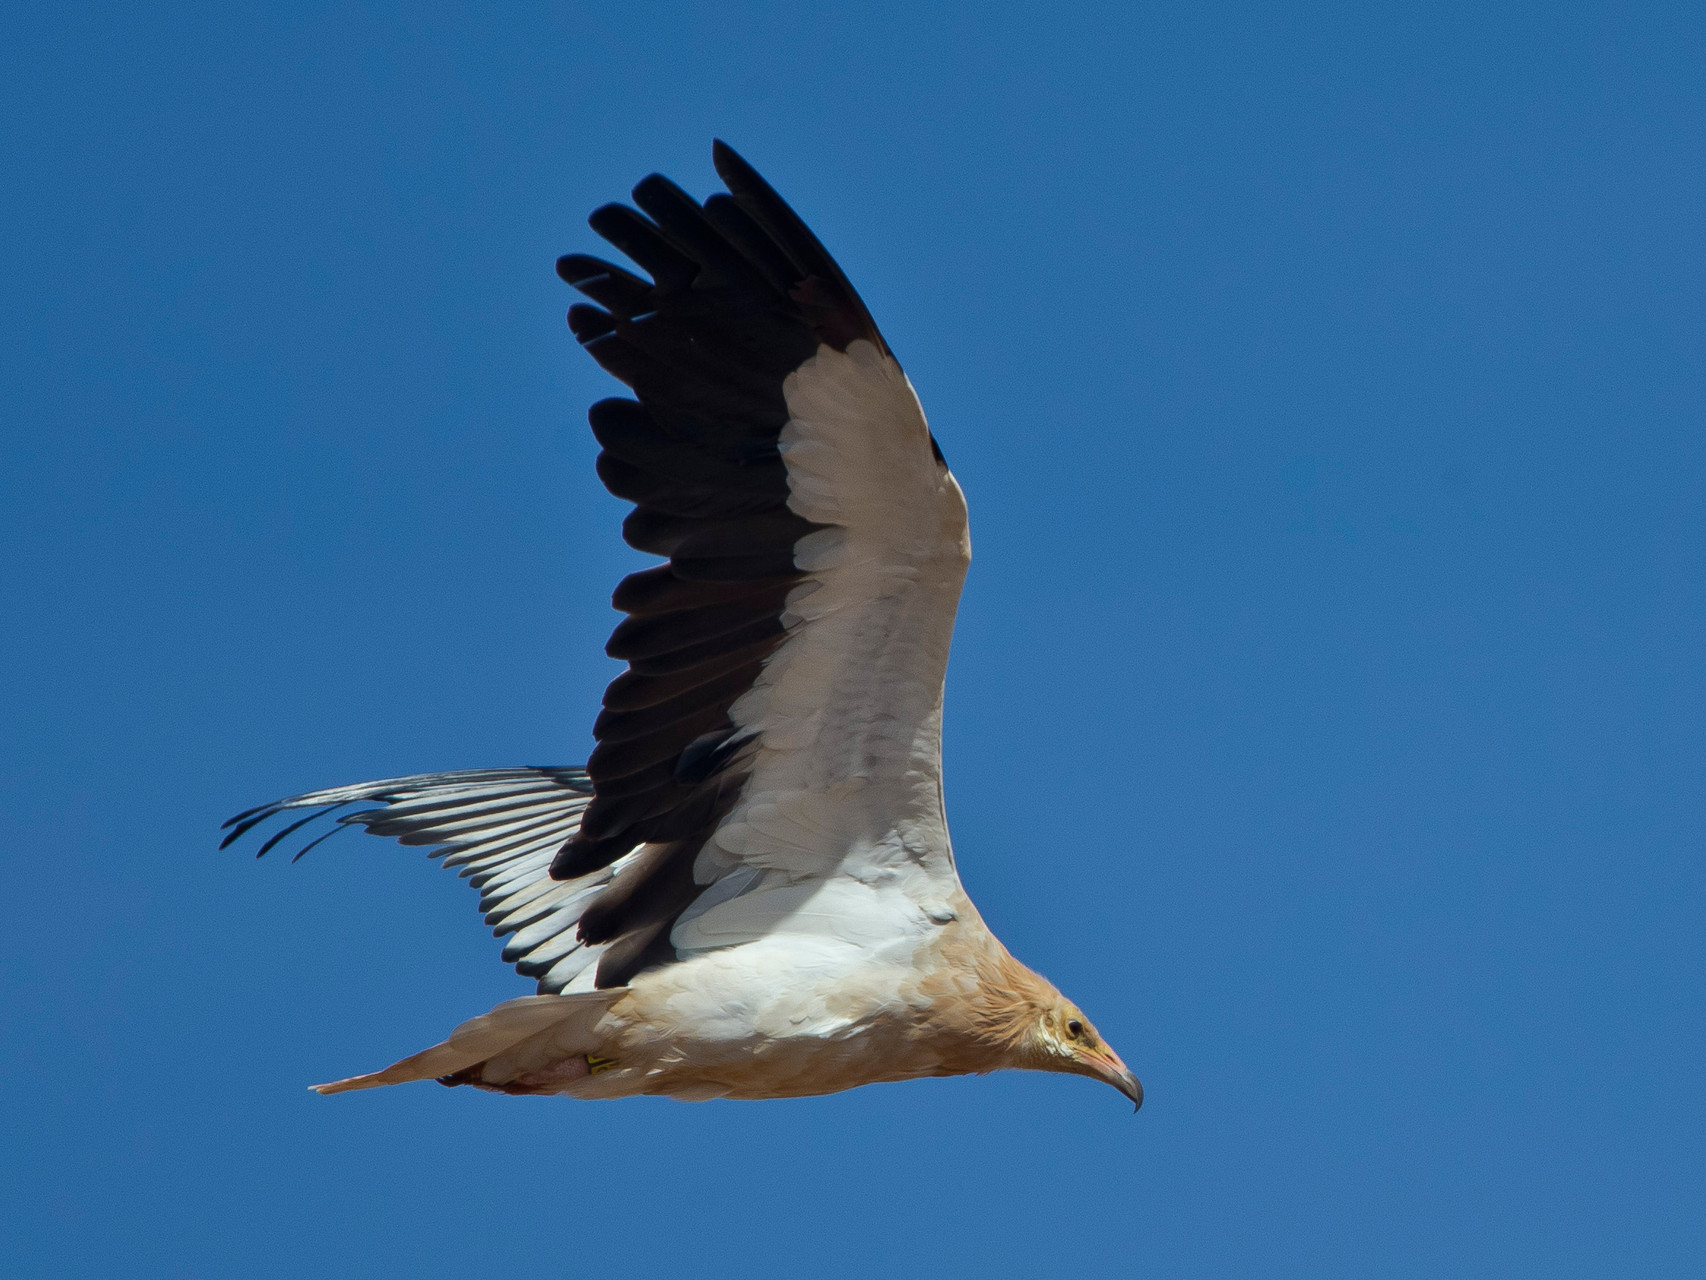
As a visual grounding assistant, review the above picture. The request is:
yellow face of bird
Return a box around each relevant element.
[1037,1003,1144,1110]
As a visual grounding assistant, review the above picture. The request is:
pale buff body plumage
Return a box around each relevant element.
[484,899,1053,1101]
[314,887,1132,1105]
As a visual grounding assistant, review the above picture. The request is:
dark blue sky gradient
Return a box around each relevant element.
[3,4,1702,1276]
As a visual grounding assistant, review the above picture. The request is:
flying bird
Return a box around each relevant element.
[226,142,1141,1110]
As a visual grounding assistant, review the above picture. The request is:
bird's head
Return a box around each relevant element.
[1027,1002,1143,1111]
[960,950,1142,1110]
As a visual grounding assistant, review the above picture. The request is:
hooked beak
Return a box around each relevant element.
[1082,1047,1144,1112]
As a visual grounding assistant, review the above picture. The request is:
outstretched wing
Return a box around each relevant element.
[222,767,625,994]
[228,143,971,995]
[552,142,972,979]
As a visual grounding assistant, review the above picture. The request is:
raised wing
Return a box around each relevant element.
[227,144,971,995]
[553,142,972,972]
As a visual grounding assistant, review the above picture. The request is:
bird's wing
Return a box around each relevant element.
[554,142,972,980]
[226,144,971,994]
[221,767,626,993]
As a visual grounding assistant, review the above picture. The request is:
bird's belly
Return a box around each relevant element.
[572,941,958,1101]
[619,1018,952,1101]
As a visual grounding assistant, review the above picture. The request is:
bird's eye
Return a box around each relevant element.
[1066,1019,1084,1038]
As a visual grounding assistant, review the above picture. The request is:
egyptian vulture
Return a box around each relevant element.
[226,142,1141,1110]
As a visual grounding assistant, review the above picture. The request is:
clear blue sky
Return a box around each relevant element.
[3,3,1701,1276]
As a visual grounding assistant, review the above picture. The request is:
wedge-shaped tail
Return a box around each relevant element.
[313,991,624,1094]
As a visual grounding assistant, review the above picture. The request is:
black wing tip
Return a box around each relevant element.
[707,140,890,359]
[585,202,636,240]
[710,139,752,182]
[220,802,350,859]
[252,808,330,859]
[217,810,279,850]
[288,825,349,863]
[630,171,691,208]
[220,801,275,831]
[708,140,791,222]
[556,253,602,285]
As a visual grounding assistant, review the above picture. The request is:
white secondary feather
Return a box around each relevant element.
[682,339,972,955]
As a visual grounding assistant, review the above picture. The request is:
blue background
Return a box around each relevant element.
[3,3,1702,1276]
